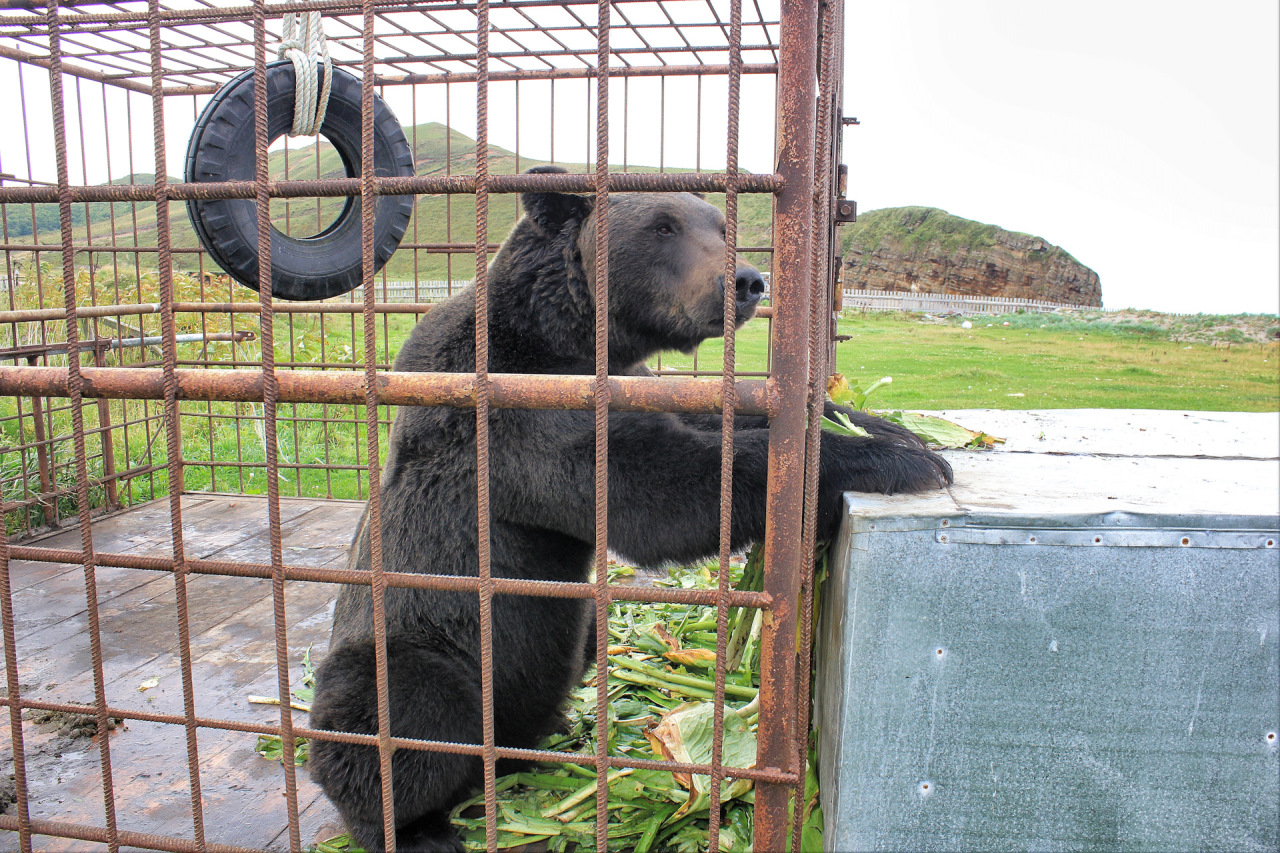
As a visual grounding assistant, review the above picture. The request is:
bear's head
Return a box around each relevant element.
[519,166,766,365]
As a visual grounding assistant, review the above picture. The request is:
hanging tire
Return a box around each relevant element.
[184,60,415,301]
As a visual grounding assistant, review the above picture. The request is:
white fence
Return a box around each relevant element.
[350,281,469,303]
[349,281,1102,316]
[840,289,1104,316]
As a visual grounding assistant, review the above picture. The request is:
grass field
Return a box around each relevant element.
[664,310,1279,412]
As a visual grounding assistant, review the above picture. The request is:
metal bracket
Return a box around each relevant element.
[934,512,1280,549]
[834,198,856,223]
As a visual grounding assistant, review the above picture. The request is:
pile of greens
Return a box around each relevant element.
[263,551,816,853]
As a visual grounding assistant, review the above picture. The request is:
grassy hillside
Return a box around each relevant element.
[840,205,1084,267]
[4,122,775,285]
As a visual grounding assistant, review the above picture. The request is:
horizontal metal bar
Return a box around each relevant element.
[0,0,772,27]
[0,463,159,513]
[375,61,780,88]
[0,241,771,255]
[0,331,252,360]
[0,171,782,204]
[6,543,774,607]
[0,814,259,853]
[0,42,151,94]
[0,302,435,324]
[157,61,782,96]
[0,694,796,786]
[0,365,773,414]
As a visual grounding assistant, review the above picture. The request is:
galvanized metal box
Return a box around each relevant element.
[816,410,1280,852]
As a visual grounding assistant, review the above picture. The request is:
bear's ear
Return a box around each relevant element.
[521,165,593,233]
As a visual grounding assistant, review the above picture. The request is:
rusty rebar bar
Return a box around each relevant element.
[754,0,818,848]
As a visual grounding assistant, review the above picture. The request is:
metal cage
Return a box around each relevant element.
[0,1,848,849]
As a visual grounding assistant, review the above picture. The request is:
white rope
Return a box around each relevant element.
[277,11,333,137]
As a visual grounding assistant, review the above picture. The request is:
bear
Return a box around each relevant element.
[308,165,953,852]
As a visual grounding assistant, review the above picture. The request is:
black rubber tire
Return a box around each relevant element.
[185,61,415,301]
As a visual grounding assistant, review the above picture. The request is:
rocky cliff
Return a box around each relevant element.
[841,207,1102,306]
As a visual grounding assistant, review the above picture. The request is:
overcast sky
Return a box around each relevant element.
[842,0,1279,314]
[3,1,1276,315]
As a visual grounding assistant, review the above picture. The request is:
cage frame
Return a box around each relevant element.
[0,1,848,850]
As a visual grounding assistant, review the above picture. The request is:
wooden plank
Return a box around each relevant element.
[3,583,343,850]
[1,496,369,850]
[1,498,336,664]
[2,497,213,596]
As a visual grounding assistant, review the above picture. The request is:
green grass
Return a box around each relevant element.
[666,311,1279,412]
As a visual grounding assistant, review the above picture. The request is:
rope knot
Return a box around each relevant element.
[277,11,332,138]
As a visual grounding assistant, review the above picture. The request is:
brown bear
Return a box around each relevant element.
[307,166,952,852]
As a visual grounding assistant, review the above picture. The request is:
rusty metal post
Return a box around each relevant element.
[24,355,55,526]
[755,0,818,847]
[90,346,119,510]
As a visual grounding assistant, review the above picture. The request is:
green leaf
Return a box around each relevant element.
[827,372,893,410]
[647,702,757,818]
[880,410,1004,449]
[821,411,872,439]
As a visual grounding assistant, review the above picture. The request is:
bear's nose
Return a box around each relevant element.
[735,267,766,306]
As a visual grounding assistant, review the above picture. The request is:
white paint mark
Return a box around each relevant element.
[1049,640,1059,653]
[918,780,934,798]
[1018,570,1027,597]
[1188,626,1219,738]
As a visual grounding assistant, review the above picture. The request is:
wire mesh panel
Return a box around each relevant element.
[0,1,847,850]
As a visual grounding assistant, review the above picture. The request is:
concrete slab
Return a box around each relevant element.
[932,408,1279,459]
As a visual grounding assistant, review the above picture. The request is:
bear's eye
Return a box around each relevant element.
[655,223,676,237]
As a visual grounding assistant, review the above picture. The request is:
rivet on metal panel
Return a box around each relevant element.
[940,519,950,527]
[939,534,948,543]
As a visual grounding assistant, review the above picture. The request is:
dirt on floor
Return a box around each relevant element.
[0,709,126,816]
[22,709,124,740]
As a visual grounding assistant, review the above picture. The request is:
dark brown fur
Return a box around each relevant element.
[307,167,952,852]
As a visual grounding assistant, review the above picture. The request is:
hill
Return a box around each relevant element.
[5,123,775,285]
[840,206,1102,306]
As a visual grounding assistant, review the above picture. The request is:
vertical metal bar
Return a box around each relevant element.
[473,2,500,851]
[145,3,208,845]
[358,3,397,847]
[755,0,818,847]
[791,2,840,850]
[252,3,302,847]
[443,80,453,293]
[92,364,118,510]
[24,357,54,525]
[706,0,744,848]
[0,526,33,852]
[76,76,119,512]
[43,2,121,849]
[592,2,612,849]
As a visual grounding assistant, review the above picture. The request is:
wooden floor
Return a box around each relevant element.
[1,494,366,851]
